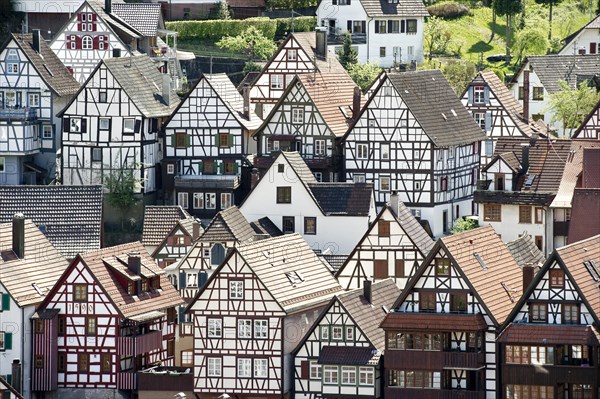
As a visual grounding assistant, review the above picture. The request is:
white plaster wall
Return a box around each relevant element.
[559,28,600,56]
[415,197,473,238]
[479,204,546,246]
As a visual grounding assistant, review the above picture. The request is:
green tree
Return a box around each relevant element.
[347,62,381,91]
[337,33,358,69]
[217,0,232,20]
[217,26,277,60]
[493,0,524,58]
[424,16,453,60]
[103,165,142,212]
[534,0,563,40]
[511,26,548,64]
[451,217,478,234]
[441,59,476,95]
[0,0,23,42]
[547,79,600,137]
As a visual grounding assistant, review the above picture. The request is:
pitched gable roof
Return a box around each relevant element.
[0,185,103,259]
[0,220,68,307]
[393,202,435,254]
[10,33,79,96]
[111,3,162,37]
[86,0,143,39]
[206,73,261,130]
[568,189,600,243]
[142,205,195,247]
[359,0,429,17]
[559,14,600,54]
[482,151,521,173]
[286,32,347,74]
[250,217,284,237]
[387,70,485,147]
[506,233,545,269]
[518,55,600,94]
[200,206,256,243]
[280,151,318,183]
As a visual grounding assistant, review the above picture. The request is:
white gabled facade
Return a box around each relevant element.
[574,100,600,139]
[558,15,600,56]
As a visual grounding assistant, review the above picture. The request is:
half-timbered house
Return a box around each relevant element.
[381,225,524,399]
[316,0,429,66]
[0,32,79,184]
[573,98,600,139]
[60,54,179,194]
[162,73,260,218]
[187,233,342,398]
[342,70,485,237]
[142,205,199,257]
[254,71,362,182]
[497,234,600,399]
[31,242,183,398]
[461,70,543,165]
[0,215,69,399]
[293,279,400,399]
[475,137,572,255]
[335,194,434,290]
[240,151,376,255]
[248,31,347,118]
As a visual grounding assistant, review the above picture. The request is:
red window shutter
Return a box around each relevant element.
[76,36,82,49]
[91,14,97,32]
[167,236,174,246]
[184,235,192,245]
[591,43,597,54]
[77,13,82,31]
[93,36,99,49]
[300,361,309,379]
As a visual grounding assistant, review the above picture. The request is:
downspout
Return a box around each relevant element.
[21,306,25,396]
[367,17,373,62]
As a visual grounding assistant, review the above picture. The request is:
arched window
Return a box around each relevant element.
[82,36,93,50]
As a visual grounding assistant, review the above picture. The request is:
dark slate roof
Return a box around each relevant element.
[498,323,600,345]
[10,33,79,96]
[387,70,485,147]
[103,55,180,117]
[567,188,600,244]
[308,183,373,216]
[506,233,545,269]
[318,346,379,365]
[250,217,283,237]
[526,55,600,94]
[87,0,142,39]
[0,185,103,259]
[111,3,162,37]
[474,190,555,206]
[142,206,195,246]
[200,206,256,243]
[392,201,435,255]
[360,0,429,17]
[319,254,348,273]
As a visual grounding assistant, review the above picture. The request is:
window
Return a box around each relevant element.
[277,186,291,203]
[28,93,40,107]
[380,176,391,192]
[374,260,388,279]
[406,19,417,33]
[332,326,343,340]
[435,259,450,276]
[254,359,268,378]
[123,118,135,134]
[238,319,251,338]
[304,217,317,235]
[287,49,297,60]
[238,358,251,377]
[359,367,374,385]
[177,192,189,209]
[450,292,467,313]
[92,147,102,162]
[381,143,390,160]
[439,176,448,192]
[341,366,356,385]
[207,358,221,376]
[474,112,486,130]
[535,207,543,224]
[58,352,67,372]
[42,125,53,139]
[181,350,194,367]
[277,164,285,173]
[78,353,89,372]
[58,316,66,336]
[380,47,386,57]
[35,355,44,369]
[218,132,230,148]
[82,35,93,49]
[207,319,222,338]
[473,85,485,103]
[99,91,107,103]
[34,319,44,333]
[378,220,390,237]
[519,206,532,224]
[529,303,547,322]
[175,132,187,148]
[383,86,392,96]
[86,317,96,335]
[563,304,579,324]
[518,86,524,100]
[321,325,329,340]
[532,113,544,122]
[483,204,501,222]
[271,74,284,89]
[314,139,326,156]
[292,108,304,124]
[345,326,354,341]
[73,284,87,302]
[495,173,505,191]
[254,320,268,339]
[376,20,387,33]
[323,365,339,384]
[356,143,368,159]
[0,157,4,173]
[230,280,243,299]
[390,20,400,33]
[218,192,231,209]
[193,193,204,209]
[420,292,436,312]
[549,270,564,288]
[532,87,544,101]
[310,361,321,379]
[101,354,111,373]
[99,118,110,130]
[282,216,295,233]
[70,118,82,133]
[205,193,216,209]
[354,174,366,183]
[186,273,198,287]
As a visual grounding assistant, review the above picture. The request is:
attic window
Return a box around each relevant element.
[584,260,600,281]
[441,113,447,121]
[474,252,488,270]
[286,272,297,285]
[339,106,350,119]
[32,283,44,296]
[524,175,536,188]
[295,271,305,282]
[501,282,516,302]
[451,109,457,117]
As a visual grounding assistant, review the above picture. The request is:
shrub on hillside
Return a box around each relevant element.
[427,3,472,19]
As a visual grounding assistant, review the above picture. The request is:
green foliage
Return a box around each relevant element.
[275,16,317,37]
[243,60,263,75]
[511,26,548,64]
[347,62,382,91]
[425,16,454,59]
[265,0,318,9]
[217,0,232,20]
[427,2,472,19]
[217,26,277,60]
[441,59,477,95]
[104,166,142,211]
[337,33,358,69]
[493,0,524,17]
[451,217,479,234]
[0,0,23,42]
[547,80,600,137]
[548,37,564,53]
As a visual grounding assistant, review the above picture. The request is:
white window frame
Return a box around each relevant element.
[42,125,52,139]
[359,367,374,385]
[254,320,268,339]
[123,118,135,134]
[345,326,354,341]
[230,280,243,300]
[380,176,391,192]
[28,93,40,107]
[177,192,189,209]
[353,174,366,183]
[238,358,251,378]
[474,112,485,130]
[356,143,368,159]
[91,147,102,162]
[320,325,329,340]
[205,193,216,209]
[253,359,268,378]
[70,118,82,133]
[341,366,356,385]
[474,86,485,104]
[186,272,198,287]
[193,192,204,208]
[99,118,110,130]
[207,319,222,338]
[287,49,297,61]
[310,360,321,379]
[332,326,343,340]
[220,192,232,209]
[69,36,76,50]
[292,108,304,124]
[98,36,105,50]
[207,358,221,377]
[315,139,326,156]
[237,319,252,339]
[82,35,93,50]
[270,74,284,90]
[323,365,338,384]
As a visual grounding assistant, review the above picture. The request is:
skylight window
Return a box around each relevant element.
[524,175,536,188]
[473,252,487,270]
[501,281,516,302]
[295,271,305,282]
[285,272,297,285]
[584,260,599,281]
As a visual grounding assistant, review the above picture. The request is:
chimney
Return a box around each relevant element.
[363,279,372,304]
[192,221,201,241]
[112,48,121,58]
[522,69,530,123]
[105,0,111,14]
[389,191,399,216]
[127,252,141,275]
[32,29,41,53]
[11,359,22,394]
[12,213,25,259]
[521,143,530,175]
[315,27,328,60]
[250,167,260,190]
[242,84,251,120]
[162,74,171,106]
[352,86,361,121]
[522,265,534,292]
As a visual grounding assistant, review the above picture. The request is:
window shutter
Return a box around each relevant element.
[347,0,351,3]
[178,306,186,323]
[93,35,99,50]
[4,332,12,350]
[484,87,490,103]
[77,13,82,31]
[198,160,203,173]
[401,20,405,33]
[332,0,337,4]
[591,43,597,54]
[134,119,141,133]
[167,236,174,246]
[395,259,405,277]
[218,162,224,174]
[375,23,379,33]
[76,36,82,49]
[228,134,233,147]
[485,111,491,133]
[184,235,192,245]
[300,360,309,379]
[186,134,191,147]
[467,87,473,104]
[347,20,352,32]
[199,271,208,287]
[388,20,393,33]
[361,21,366,33]
[214,134,219,147]
[5,374,11,384]
[2,293,10,311]
[233,162,239,174]
[179,272,186,289]
[81,118,87,133]
[63,117,70,133]
[91,13,97,31]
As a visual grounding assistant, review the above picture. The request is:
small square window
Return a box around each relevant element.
[230,280,243,299]
[207,319,222,337]
[529,303,547,322]
[99,118,110,130]
[207,358,221,377]
[271,75,284,89]
[287,49,297,61]
[73,284,87,302]
[123,119,135,134]
[549,269,564,288]
[282,216,295,234]
[519,206,532,224]
[332,326,343,340]
[292,108,304,124]
[99,91,107,103]
[193,192,204,208]
[167,164,175,175]
[380,176,391,192]
[315,140,326,156]
[435,259,450,276]
[92,147,102,162]
[356,143,368,159]
[354,174,366,183]
[254,320,268,339]
[175,132,188,148]
[378,220,390,237]
[86,317,96,335]
[218,133,230,148]
[276,186,291,203]
[533,87,544,101]
[42,125,52,139]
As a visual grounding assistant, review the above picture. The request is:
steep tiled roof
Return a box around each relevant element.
[524,55,600,94]
[250,217,283,237]
[498,323,600,345]
[11,33,79,96]
[387,70,485,147]
[559,14,600,54]
[506,233,545,269]
[360,0,429,17]
[319,254,347,273]
[0,220,69,307]
[206,74,261,130]
[87,0,142,39]
[308,183,373,216]
[79,242,183,318]
[291,32,347,74]
[318,346,380,365]
[392,201,435,255]
[568,189,600,243]
[280,151,318,183]
[103,55,180,118]
[237,234,342,312]
[142,206,194,247]
[337,279,399,351]
[199,206,256,243]
[0,185,102,259]
[111,3,162,37]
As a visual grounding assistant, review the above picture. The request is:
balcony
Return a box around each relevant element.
[117,371,136,390]
[0,107,37,121]
[386,350,486,370]
[385,387,485,399]
[256,154,333,171]
[502,364,599,385]
[174,174,239,190]
[149,46,176,61]
[553,220,570,236]
[118,330,163,357]
[327,33,367,45]
[137,366,193,392]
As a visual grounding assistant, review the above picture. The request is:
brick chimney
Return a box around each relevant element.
[352,86,361,121]
[243,84,251,121]
[192,221,201,241]
[523,265,534,292]
[363,279,372,304]
[250,167,260,190]
[32,29,41,53]
[11,359,22,394]
[105,0,111,14]
[522,69,530,123]
[389,191,399,217]
[12,213,25,259]
[162,74,171,106]
[127,252,141,275]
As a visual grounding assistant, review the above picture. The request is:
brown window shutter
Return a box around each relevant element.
[374,260,388,279]
[300,360,309,379]
[167,236,174,246]
[395,259,405,277]
[184,235,192,245]
[378,220,390,237]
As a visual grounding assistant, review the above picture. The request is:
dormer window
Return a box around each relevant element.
[494,173,505,191]
[473,86,485,103]
[5,49,19,74]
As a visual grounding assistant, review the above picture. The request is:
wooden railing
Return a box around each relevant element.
[118,330,162,357]
[502,364,599,385]
[386,350,485,370]
[137,367,193,392]
[117,371,136,390]
[0,107,37,120]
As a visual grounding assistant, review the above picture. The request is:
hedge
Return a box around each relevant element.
[166,16,316,41]
[427,3,472,19]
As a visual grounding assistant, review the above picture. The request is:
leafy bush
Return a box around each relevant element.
[166,17,277,40]
[265,0,318,9]
[275,16,317,37]
[427,2,472,19]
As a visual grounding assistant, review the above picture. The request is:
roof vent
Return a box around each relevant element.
[451,109,457,117]
[501,281,517,302]
[473,252,487,270]
[441,113,447,121]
